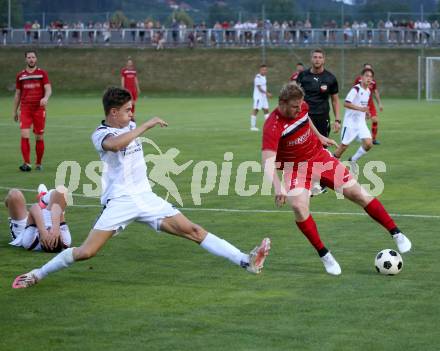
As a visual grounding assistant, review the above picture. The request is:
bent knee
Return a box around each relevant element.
[364,141,373,150]
[6,189,24,202]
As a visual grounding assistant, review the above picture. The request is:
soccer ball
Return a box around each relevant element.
[374,249,403,275]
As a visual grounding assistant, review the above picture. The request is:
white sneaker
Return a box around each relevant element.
[37,183,48,194]
[12,269,40,289]
[320,252,342,275]
[250,127,259,132]
[393,232,412,253]
[247,238,271,274]
[310,182,328,197]
[37,184,48,209]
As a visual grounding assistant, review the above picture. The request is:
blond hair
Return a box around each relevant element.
[279,82,305,102]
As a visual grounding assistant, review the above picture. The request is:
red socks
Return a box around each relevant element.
[36,139,45,165]
[21,137,30,164]
[372,121,378,140]
[20,138,45,165]
[296,215,325,251]
[364,198,396,231]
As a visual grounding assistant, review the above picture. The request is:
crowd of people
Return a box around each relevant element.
[1,17,439,47]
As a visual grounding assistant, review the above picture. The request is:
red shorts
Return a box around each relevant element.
[283,149,354,194]
[20,107,46,134]
[368,101,377,117]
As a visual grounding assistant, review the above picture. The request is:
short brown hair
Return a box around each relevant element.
[361,67,374,77]
[24,50,37,57]
[102,87,132,116]
[311,48,325,56]
[279,82,305,102]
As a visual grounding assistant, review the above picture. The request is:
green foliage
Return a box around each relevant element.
[167,10,194,27]
[110,10,129,27]
[208,3,236,26]
[0,0,23,27]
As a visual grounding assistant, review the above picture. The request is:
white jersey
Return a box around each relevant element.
[343,84,371,125]
[253,73,267,100]
[92,121,152,205]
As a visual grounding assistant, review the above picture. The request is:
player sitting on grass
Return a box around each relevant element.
[12,87,271,289]
[5,184,71,252]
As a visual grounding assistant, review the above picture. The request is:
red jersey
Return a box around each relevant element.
[289,71,300,81]
[121,67,137,93]
[16,68,50,108]
[262,102,323,166]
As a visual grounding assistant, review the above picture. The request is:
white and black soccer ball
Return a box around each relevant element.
[375,249,403,275]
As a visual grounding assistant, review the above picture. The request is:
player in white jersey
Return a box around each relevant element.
[5,184,71,252]
[334,68,374,173]
[250,64,272,131]
[12,87,271,289]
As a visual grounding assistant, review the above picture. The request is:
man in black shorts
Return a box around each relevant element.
[296,48,340,137]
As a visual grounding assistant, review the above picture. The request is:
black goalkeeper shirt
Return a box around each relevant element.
[296,68,339,116]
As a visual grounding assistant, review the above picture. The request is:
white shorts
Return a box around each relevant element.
[341,122,372,145]
[93,192,180,235]
[8,216,28,241]
[253,96,269,110]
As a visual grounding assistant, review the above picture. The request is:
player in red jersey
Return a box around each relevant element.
[262,82,411,275]
[353,63,383,145]
[13,50,52,172]
[121,57,140,120]
[289,62,305,82]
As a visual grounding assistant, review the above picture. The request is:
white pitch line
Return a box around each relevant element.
[3,186,439,219]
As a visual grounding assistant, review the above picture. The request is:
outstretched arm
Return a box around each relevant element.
[308,119,338,148]
[103,117,168,152]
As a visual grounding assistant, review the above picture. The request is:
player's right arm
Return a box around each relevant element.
[13,89,21,122]
[28,204,55,250]
[121,76,125,88]
[262,150,286,207]
[102,117,168,152]
[344,87,369,112]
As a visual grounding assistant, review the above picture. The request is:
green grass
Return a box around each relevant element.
[0,96,439,351]
[2,47,440,97]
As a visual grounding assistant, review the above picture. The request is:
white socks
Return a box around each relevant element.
[200,233,249,266]
[250,115,257,128]
[264,113,270,120]
[351,146,368,161]
[35,247,75,280]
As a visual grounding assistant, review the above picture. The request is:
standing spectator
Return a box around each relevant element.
[13,50,52,171]
[129,19,137,42]
[171,18,179,46]
[24,21,32,43]
[121,57,140,119]
[1,22,8,45]
[32,20,40,42]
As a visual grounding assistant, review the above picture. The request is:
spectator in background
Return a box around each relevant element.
[1,22,8,45]
[32,20,40,42]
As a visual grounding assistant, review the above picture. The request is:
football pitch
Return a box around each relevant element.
[0,96,439,350]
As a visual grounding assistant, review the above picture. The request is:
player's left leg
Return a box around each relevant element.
[33,108,46,170]
[370,115,379,144]
[341,182,411,253]
[250,106,259,131]
[160,213,271,274]
[12,228,115,289]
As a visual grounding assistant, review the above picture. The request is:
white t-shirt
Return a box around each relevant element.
[343,84,370,125]
[92,121,152,205]
[253,73,267,100]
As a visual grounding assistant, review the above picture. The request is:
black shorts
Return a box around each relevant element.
[309,114,330,137]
